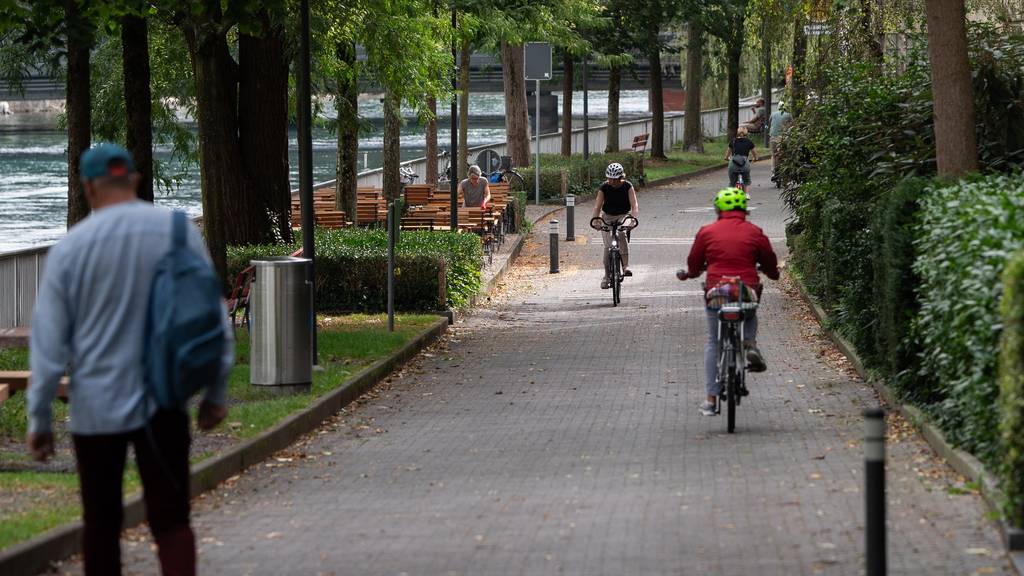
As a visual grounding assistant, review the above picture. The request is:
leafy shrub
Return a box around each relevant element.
[871,178,928,397]
[227,229,483,311]
[914,175,1024,464]
[517,153,643,201]
[1000,251,1024,527]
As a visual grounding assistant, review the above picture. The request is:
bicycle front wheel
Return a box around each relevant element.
[502,171,527,195]
[612,251,622,306]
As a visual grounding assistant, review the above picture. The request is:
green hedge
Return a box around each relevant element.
[871,178,928,398]
[517,153,643,201]
[914,175,1024,464]
[228,229,483,311]
[1000,251,1024,526]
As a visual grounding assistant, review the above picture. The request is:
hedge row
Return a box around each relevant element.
[227,229,483,311]
[517,153,644,201]
[1000,252,1024,526]
[914,175,1024,463]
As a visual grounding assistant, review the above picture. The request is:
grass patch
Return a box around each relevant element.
[0,471,140,550]
[0,347,69,440]
[643,138,730,183]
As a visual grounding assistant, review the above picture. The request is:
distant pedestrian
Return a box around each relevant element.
[27,143,233,576]
[768,103,793,181]
[459,164,491,208]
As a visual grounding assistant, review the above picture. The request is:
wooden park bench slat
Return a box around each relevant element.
[0,384,8,404]
[0,370,70,399]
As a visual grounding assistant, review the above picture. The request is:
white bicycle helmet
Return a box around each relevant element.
[605,162,625,179]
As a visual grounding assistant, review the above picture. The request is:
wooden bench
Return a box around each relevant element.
[0,371,70,400]
[631,133,650,186]
[403,184,434,207]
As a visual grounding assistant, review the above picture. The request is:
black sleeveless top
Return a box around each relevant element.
[600,180,633,215]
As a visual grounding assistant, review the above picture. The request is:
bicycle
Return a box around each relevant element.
[590,215,639,307]
[476,150,526,195]
[677,271,758,433]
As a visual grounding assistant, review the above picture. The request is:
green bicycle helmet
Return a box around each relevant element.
[714,187,747,212]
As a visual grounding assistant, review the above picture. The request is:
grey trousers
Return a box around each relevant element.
[601,212,630,280]
[705,308,759,396]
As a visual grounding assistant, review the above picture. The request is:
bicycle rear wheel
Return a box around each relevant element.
[612,251,622,306]
[502,170,527,195]
[726,364,737,433]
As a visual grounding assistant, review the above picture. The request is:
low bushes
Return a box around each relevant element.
[228,229,483,311]
[1000,252,1024,526]
[517,153,643,201]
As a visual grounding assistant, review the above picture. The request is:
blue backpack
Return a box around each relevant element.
[143,211,226,410]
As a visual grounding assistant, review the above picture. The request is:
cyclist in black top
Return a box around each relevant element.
[726,126,758,192]
[591,162,639,289]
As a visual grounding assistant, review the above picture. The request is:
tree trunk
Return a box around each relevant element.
[561,54,573,156]
[425,97,438,185]
[383,90,402,202]
[239,15,291,243]
[605,63,621,153]
[925,0,978,176]
[683,21,704,152]
[762,19,772,149]
[459,41,470,171]
[65,0,92,227]
[726,43,741,143]
[184,19,247,281]
[335,41,358,223]
[860,0,884,63]
[791,16,808,118]
[649,46,666,160]
[121,14,153,203]
[501,41,531,166]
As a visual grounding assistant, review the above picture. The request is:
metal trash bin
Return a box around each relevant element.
[250,256,313,390]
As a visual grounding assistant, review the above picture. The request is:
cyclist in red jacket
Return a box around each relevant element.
[678,187,780,416]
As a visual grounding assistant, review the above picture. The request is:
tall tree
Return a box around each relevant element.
[501,40,531,165]
[682,20,704,152]
[120,11,153,202]
[382,90,402,201]
[65,0,93,226]
[791,13,808,117]
[925,0,978,176]
[333,40,359,223]
[239,10,291,242]
[605,62,621,152]
[425,96,439,184]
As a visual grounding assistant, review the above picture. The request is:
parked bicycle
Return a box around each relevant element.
[591,215,639,307]
[677,271,759,433]
[475,149,527,195]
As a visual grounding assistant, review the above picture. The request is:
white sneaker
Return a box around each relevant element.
[699,400,718,416]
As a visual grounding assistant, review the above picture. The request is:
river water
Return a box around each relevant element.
[0,90,649,252]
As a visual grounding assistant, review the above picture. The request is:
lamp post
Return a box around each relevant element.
[450,5,459,230]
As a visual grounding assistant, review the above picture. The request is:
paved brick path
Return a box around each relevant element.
[54,163,1010,575]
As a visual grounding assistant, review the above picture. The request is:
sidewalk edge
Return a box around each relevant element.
[787,268,1024,572]
[0,316,449,576]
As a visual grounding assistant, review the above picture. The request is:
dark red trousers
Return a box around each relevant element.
[72,410,196,576]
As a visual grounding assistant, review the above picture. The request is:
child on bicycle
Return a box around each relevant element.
[677,187,779,416]
[592,162,639,289]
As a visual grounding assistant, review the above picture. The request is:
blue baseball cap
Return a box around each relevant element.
[79,143,135,181]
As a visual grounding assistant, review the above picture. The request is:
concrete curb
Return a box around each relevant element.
[0,316,450,576]
[787,268,1024,571]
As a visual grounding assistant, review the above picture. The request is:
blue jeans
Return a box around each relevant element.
[705,308,758,397]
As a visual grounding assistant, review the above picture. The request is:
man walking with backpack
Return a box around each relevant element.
[27,144,233,575]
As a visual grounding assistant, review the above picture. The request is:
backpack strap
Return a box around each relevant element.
[172,211,187,249]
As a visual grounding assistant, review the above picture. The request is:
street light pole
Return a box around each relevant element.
[450,5,459,230]
[298,0,317,362]
[582,57,589,161]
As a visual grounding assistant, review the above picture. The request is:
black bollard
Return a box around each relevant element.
[865,408,886,576]
[566,194,575,242]
[549,220,559,274]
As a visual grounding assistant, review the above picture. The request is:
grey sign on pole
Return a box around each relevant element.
[524,42,552,80]
[525,42,551,205]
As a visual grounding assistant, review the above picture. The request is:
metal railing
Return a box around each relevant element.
[0,92,778,329]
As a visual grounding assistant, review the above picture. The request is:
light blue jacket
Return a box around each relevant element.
[28,200,233,435]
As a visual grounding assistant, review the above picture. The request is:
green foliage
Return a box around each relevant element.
[914,175,1024,464]
[517,153,643,201]
[1000,251,1024,527]
[871,178,928,400]
[227,229,483,311]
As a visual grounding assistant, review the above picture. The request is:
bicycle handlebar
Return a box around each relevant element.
[590,215,639,232]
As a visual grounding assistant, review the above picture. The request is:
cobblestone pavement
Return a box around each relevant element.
[53,163,1011,575]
